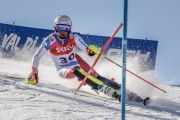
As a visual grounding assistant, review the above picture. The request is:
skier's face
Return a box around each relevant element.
[56,24,71,40]
[57,31,69,39]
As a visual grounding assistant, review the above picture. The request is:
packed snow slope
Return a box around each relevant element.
[0,57,180,120]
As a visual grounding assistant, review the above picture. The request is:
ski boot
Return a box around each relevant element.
[98,84,121,101]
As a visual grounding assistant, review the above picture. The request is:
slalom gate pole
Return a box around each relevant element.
[122,0,128,119]
[88,45,167,93]
[76,23,123,91]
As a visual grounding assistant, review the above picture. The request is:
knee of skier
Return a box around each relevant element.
[58,68,75,79]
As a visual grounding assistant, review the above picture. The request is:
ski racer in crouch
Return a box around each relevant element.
[27,15,148,104]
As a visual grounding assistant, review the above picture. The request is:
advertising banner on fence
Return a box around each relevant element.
[0,23,158,70]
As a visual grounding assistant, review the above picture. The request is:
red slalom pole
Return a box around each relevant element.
[77,23,123,91]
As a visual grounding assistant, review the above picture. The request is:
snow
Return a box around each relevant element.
[0,58,180,120]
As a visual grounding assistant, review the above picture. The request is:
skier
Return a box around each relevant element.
[27,15,100,84]
[27,15,145,104]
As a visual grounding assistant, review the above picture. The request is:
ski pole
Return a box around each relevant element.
[88,45,167,93]
[77,23,123,91]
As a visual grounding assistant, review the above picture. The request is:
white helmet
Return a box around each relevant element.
[54,15,72,39]
[54,15,72,29]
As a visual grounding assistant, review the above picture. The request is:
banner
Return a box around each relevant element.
[0,23,158,70]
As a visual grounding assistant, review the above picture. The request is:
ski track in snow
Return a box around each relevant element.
[0,58,180,120]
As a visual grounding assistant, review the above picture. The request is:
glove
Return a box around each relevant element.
[86,47,96,56]
[27,67,39,85]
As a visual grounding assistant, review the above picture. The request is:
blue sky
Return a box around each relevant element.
[0,0,179,84]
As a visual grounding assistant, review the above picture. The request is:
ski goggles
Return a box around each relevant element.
[56,24,71,32]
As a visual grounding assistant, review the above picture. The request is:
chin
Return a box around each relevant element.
[58,35,67,40]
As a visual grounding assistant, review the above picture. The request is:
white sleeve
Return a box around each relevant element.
[32,38,49,68]
[74,34,88,53]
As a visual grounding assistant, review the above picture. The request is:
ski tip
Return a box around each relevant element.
[143,97,150,106]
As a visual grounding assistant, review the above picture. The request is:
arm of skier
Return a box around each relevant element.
[74,34,95,56]
[27,38,49,85]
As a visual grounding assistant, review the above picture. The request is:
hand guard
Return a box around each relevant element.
[86,47,96,56]
[27,67,39,85]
